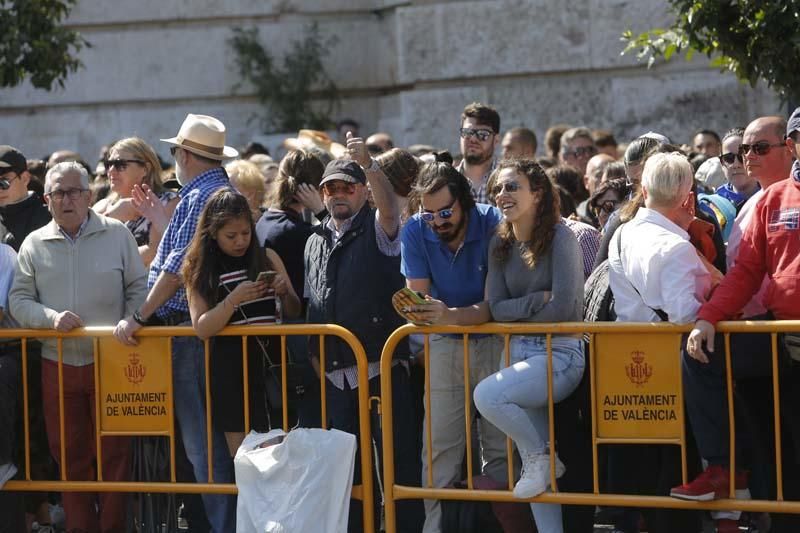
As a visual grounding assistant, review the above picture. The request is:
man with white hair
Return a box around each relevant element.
[10,161,147,533]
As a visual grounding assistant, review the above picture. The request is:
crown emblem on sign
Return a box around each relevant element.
[626,350,652,387]
[124,352,146,385]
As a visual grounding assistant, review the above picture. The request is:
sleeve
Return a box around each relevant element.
[161,198,196,275]
[374,212,401,257]
[487,236,549,321]
[400,219,431,280]
[119,227,148,317]
[658,242,709,324]
[0,245,16,311]
[575,224,601,279]
[9,241,59,328]
[526,227,583,323]
[698,198,769,324]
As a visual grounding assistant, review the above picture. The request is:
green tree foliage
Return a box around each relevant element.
[623,1,800,102]
[0,0,87,90]
[228,23,340,133]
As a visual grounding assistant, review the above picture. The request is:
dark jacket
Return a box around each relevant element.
[305,205,407,372]
[0,193,51,252]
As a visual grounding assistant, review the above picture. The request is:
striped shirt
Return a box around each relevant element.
[148,168,230,319]
[218,269,278,325]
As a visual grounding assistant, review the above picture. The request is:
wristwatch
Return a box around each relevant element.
[363,158,380,173]
[132,309,148,326]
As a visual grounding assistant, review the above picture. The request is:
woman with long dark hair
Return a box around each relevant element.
[473,159,584,533]
[182,189,301,455]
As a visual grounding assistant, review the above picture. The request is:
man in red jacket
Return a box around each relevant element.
[674,110,800,515]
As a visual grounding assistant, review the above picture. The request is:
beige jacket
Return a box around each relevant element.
[10,211,147,365]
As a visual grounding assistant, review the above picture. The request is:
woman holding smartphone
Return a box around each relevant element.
[182,189,301,455]
[473,159,584,533]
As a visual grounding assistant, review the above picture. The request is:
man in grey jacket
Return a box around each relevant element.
[10,161,147,533]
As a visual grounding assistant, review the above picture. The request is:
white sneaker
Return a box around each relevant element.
[513,452,566,499]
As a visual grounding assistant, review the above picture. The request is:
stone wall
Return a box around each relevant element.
[0,0,781,163]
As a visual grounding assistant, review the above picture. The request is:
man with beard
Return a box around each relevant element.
[304,140,424,533]
[113,113,238,533]
[400,162,507,533]
[456,102,500,204]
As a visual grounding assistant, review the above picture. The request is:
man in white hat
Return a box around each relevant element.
[113,113,238,532]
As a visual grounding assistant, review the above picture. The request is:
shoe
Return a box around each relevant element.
[670,464,732,501]
[715,518,740,533]
[513,452,566,499]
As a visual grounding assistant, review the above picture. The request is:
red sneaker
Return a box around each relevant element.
[670,465,729,501]
[715,518,740,532]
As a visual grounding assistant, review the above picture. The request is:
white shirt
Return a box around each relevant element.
[609,208,711,324]
[726,189,768,317]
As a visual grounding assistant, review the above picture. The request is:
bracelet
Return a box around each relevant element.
[132,310,148,326]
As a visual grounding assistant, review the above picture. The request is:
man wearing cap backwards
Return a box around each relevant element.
[0,145,51,251]
[304,134,424,533]
[113,114,238,532]
[676,111,800,529]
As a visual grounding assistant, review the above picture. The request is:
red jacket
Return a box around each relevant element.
[699,178,800,324]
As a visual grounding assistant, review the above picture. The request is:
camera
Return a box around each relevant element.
[0,179,9,190]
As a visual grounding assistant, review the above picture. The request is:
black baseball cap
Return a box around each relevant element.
[0,145,27,175]
[319,159,366,187]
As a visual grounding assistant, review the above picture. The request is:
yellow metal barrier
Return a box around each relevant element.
[379,321,800,533]
[0,324,375,533]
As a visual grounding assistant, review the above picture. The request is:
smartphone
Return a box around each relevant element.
[256,270,278,284]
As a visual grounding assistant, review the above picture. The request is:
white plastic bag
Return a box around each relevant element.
[235,428,357,533]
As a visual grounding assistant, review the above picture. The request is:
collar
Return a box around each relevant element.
[41,210,101,241]
[633,207,689,240]
[178,167,228,198]
[421,205,482,244]
[456,158,497,180]
[0,191,39,213]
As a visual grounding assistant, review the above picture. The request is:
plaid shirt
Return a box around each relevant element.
[563,217,600,280]
[457,158,497,205]
[148,167,230,319]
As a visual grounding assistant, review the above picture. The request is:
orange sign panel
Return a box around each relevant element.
[594,332,683,439]
[98,337,172,434]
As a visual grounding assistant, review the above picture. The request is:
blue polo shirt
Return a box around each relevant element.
[400,204,501,307]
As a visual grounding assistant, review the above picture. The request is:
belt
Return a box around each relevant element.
[159,311,191,326]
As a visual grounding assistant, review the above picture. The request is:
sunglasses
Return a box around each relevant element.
[563,146,598,159]
[738,141,785,157]
[105,158,144,171]
[491,181,524,196]
[459,128,494,142]
[170,146,180,157]
[321,181,356,196]
[420,199,457,222]
[595,200,620,215]
[719,152,744,166]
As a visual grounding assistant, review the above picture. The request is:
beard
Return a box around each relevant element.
[464,150,492,166]
[434,213,466,243]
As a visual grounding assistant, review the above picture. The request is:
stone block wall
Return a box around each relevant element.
[0,0,781,162]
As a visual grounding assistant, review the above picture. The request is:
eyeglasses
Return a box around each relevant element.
[459,128,494,142]
[719,152,744,166]
[47,188,88,201]
[595,200,620,215]
[491,181,524,196]
[169,146,180,157]
[739,141,785,157]
[321,181,356,196]
[563,146,598,159]
[420,199,457,222]
[105,159,144,171]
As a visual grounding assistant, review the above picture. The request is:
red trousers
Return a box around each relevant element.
[42,360,131,533]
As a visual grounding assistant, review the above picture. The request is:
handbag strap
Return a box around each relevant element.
[615,223,669,322]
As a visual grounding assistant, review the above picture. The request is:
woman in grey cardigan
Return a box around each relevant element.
[473,159,585,533]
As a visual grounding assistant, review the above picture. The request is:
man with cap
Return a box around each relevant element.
[675,111,800,528]
[304,134,424,533]
[0,146,51,251]
[113,113,238,532]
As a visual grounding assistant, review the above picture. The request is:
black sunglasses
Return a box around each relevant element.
[564,146,598,159]
[738,141,785,157]
[719,152,744,166]
[106,158,144,171]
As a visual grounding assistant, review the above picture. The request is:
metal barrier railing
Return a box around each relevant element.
[0,324,375,533]
[379,321,800,533]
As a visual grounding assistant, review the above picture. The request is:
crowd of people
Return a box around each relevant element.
[0,101,799,533]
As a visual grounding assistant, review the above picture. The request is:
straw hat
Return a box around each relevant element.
[161,114,238,160]
[282,129,347,159]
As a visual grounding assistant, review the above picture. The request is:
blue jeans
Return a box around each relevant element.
[172,335,236,533]
[473,335,585,533]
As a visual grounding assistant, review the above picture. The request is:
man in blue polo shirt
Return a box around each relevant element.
[400,161,507,533]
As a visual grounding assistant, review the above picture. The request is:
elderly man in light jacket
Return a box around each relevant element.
[10,161,147,533]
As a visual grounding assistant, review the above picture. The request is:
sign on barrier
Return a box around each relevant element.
[98,337,172,433]
[594,332,682,439]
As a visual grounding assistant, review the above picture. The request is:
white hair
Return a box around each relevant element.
[45,161,89,193]
[641,152,693,208]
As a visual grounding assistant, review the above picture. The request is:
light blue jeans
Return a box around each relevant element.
[473,335,585,533]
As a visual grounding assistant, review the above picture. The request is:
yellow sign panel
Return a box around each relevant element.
[594,332,683,439]
[98,337,172,434]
